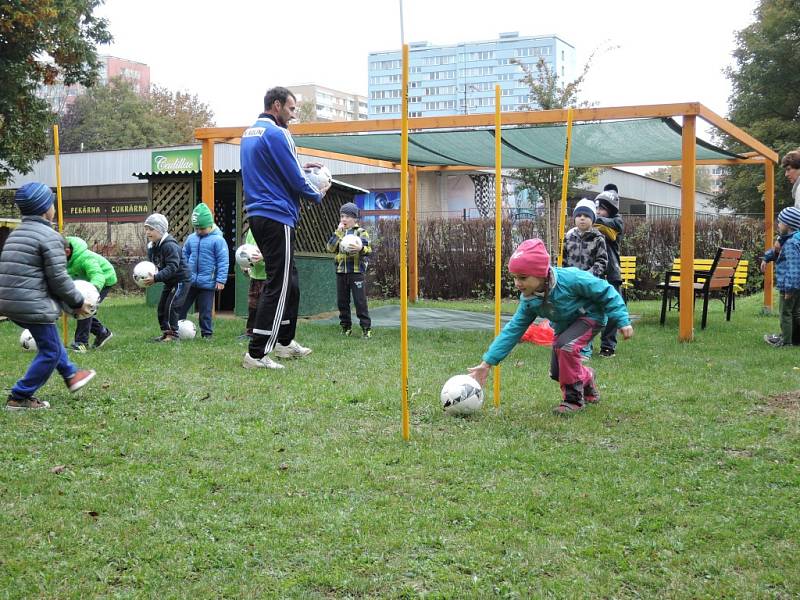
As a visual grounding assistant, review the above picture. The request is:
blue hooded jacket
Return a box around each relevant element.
[240,113,323,227]
[483,266,631,366]
[182,226,229,290]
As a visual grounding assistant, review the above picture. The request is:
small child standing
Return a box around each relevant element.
[762,207,800,347]
[65,235,117,352]
[141,213,190,342]
[0,183,96,410]
[594,185,624,357]
[240,227,266,340]
[178,203,229,339]
[469,238,633,415]
[562,198,607,277]
[326,202,372,338]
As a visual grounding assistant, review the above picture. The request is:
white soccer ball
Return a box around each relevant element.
[340,233,363,254]
[441,374,484,416]
[19,329,37,352]
[62,280,99,320]
[235,244,261,271]
[133,261,158,288]
[304,165,332,191]
[177,319,196,340]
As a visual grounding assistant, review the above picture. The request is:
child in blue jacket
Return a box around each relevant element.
[469,238,634,415]
[178,203,229,338]
[762,206,800,347]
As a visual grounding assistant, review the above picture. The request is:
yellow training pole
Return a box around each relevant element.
[400,43,410,441]
[493,85,502,409]
[556,108,574,266]
[409,166,418,302]
[764,161,775,312]
[679,115,697,342]
[53,125,68,344]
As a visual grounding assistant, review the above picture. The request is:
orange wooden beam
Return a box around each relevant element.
[698,105,778,163]
[679,115,697,342]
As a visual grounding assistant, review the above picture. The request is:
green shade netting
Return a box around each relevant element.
[294,118,741,168]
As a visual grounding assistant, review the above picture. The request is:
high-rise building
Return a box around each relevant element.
[288,84,368,122]
[38,55,151,114]
[368,32,575,119]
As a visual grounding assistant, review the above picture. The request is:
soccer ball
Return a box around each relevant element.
[19,329,37,352]
[62,280,100,320]
[440,374,484,416]
[235,244,261,271]
[133,261,158,288]
[340,233,363,254]
[177,319,196,340]
[304,165,332,191]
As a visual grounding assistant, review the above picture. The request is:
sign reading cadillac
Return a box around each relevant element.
[151,149,201,173]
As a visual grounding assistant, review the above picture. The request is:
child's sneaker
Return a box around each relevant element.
[152,333,178,343]
[274,340,312,358]
[242,352,284,369]
[553,400,584,415]
[341,327,352,337]
[362,328,372,339]
[92,330,113,349]
[599,347,615,358]
[6,396,50,410]
[584,368,601,404]
[764,333,786,347]
[66,369,96,393]
[69,342,88,353]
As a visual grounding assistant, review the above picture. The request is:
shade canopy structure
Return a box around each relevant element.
[195,101,779,341]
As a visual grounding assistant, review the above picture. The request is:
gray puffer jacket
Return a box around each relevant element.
[0,216,83,324]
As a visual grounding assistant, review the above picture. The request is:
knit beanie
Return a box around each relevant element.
[508,239,551,278]
[595,190,620,217]
[192,203,214,228]
[15,182,54,216]
[778,206,800,230]
[144,213,169,235]
[573,198,596,223]
[603,183,618,193]
[340,202,359,218]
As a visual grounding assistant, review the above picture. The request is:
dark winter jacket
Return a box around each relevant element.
[66,236,118,290]
[562,227,607,278]
[147,234,190,286]
[765,231,800,292]
[182,226,229,289]
[594,214,623,283]
[0,216,83,323]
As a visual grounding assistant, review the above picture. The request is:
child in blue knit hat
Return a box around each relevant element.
[0,183,96,410]
[762,206,800,347]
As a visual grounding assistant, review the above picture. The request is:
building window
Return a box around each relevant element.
[468,50,494,61]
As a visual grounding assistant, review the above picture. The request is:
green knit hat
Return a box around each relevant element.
[192,203,214,228]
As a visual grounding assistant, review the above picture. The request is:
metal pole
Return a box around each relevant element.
[400,44,410,441]
[493,85,502,409]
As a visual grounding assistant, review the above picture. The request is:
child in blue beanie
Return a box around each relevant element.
[0,183,96,410]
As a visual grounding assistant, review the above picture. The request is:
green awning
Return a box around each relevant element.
[294,118,741,168]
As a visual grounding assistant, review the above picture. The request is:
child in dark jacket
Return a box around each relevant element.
[0,183,96,410]
[562,198,607,277]
[326,202,372,338]
[65,236,117,352]
[594,186,624,357]
[141,213,190,342]
[469,238,633,415]
[762,206,800,347]
[178,203,229,339]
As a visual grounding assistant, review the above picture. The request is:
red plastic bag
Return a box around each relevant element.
[521,319,555,346]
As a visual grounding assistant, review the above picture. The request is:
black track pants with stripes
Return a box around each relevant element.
[247,216,299,359]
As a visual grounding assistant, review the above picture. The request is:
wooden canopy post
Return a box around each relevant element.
[201,138,215,212]
[764,161,775,312]
[679,115,697,342]
[409,166,418,302]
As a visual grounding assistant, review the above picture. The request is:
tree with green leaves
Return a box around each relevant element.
[0,0,111,184]
[295,99,318,123]
[58,78,215,152]
[715,0,800,214]
[511,52,603,253]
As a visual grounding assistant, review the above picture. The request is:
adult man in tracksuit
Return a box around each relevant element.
[240,86,331,370]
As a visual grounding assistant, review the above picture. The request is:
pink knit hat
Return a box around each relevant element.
[508,239,551,278]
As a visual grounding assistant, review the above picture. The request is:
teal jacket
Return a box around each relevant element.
[483,266,631,366]
[66,236,118,291]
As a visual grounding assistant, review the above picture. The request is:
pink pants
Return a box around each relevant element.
[549,317,601,401]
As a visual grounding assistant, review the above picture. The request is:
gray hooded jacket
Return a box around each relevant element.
[0,216,83,324]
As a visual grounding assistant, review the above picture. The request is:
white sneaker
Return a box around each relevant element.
[273,340,312,359]
[242,352,285,369]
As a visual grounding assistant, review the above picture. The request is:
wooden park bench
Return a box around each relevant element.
[659,247,743,330]
[666,256,749,310]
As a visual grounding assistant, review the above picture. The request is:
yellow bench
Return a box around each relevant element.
[619,255,637,299]
[670,257,749,296]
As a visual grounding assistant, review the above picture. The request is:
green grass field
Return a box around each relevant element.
[0,293,798,598]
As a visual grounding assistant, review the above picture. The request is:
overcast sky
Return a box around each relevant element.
[96,0,758,138]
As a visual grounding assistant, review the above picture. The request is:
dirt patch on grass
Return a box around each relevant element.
[764,391,800,415]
